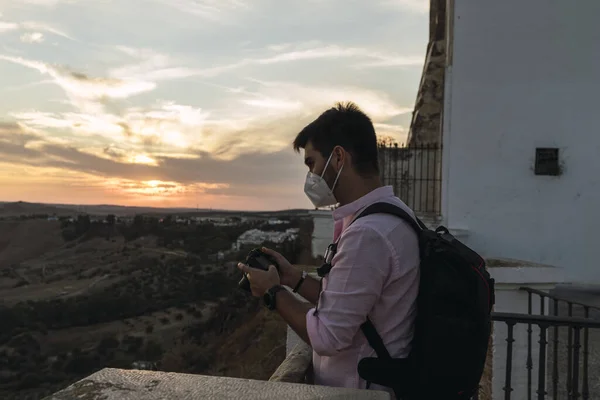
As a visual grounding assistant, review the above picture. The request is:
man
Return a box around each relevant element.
[237,102,420,397]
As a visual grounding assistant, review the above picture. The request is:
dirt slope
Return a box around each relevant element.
[205,307,288,380]
[0,220,64,267]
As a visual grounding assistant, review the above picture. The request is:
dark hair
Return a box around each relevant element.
[293,102,379,175]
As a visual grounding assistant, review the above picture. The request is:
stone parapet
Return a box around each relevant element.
[269,342,312,384]
[46,368,390,399]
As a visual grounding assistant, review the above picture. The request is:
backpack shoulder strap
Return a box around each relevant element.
[353,201,426,234]
[353,201,423,388]
[317,202,422,278]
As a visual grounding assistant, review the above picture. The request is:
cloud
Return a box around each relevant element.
[106,42,423,86]
[8,71,411,160]
[0,71,409,205]
[0,0,425,209]
[0,54,156,115]
[108,46,183,82]
[0,55,155,99]
[0,122,306,195]
[0,19,74,40]
[374,123,408,143]
[256,44,423,68]
[20,32,44,43]
[0,22,19,33]
[239,80,412,120]
[379,0,429,13]
[353,55,423,69]
[13,0,72,6]
[150,0,251,22]
[21,21,73,40]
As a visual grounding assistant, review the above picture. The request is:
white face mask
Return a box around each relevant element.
[304,152,343,208]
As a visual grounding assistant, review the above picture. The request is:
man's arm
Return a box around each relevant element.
[237,260,317,345]
[263,226,390,351]
[273,289,314,345]
[288,270,321,305]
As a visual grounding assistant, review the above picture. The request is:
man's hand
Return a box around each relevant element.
[237,262,280,297]
[261,247,301,288]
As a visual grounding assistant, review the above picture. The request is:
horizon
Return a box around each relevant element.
[0,199,313,213]
[0,0,428,210]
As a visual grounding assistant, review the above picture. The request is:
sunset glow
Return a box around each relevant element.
[129,154,158,166]
[0,0,427,210]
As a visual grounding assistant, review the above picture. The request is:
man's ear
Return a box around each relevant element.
[333,146,346,170]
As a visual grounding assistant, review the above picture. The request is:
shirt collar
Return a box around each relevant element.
[332,185,395,222]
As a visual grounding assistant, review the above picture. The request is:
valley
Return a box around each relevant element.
[0,203,314,399]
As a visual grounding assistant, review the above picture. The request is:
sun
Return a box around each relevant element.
[146,180,161,188]
[130,154,158,165]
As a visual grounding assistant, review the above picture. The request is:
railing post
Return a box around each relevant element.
[567,303,574,399]
[572,326,581,400]
[527,291,533,400]
[537,324,548,400]
[504,322,516,400]
[552,299,559,400]
[582,307,590,400]
[540,295,545,316]
[537,295,546,400]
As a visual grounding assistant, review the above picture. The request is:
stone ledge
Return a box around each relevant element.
[487,258,564,287]
[269,342,312,383]
[45,368,390,399]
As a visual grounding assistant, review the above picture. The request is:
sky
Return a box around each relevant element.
[0,0,428,211]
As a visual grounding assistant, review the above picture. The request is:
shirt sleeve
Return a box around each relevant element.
[306,224,393,357]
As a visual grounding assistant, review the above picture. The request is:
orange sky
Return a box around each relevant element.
[0,0,425,210]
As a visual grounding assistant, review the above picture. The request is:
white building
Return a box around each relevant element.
[309,210,334,260]
[267,218,288,225]
[441,0,600,284]
[235,228,299,250]
[311,0,600,285]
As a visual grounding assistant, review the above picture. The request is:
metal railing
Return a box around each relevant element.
[273,289,600,400]
[493,311,600,400]
[517,287,600,400]
[377,142,442,215]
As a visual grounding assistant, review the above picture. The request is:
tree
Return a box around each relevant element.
[106,214,116,226]
[133,215,144,227]
[75,215,91,235]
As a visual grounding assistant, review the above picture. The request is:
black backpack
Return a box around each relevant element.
[318,202,495,400]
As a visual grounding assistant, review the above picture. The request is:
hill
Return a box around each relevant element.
[0,215,314,399]
[0,201,312,218]
[0,202,79,218]
[0,220,65,267]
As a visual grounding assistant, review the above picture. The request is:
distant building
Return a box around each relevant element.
[131,361,157,371]
[267,218,287,225]
[235,228,299,250]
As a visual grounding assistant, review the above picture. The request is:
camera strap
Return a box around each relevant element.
[316,242,338,277]
[313,241,339,315]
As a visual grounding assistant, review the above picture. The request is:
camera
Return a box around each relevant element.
[238,248,279,292]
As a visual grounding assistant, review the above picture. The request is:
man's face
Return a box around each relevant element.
[303,141,339,187]
[303,141,322,175]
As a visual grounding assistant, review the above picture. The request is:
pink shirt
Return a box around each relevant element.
[305,186,420,397]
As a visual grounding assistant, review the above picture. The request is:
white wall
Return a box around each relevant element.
[443,0,600,283]
[310,210,334,259]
